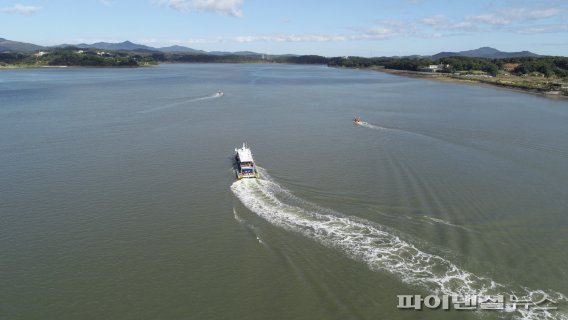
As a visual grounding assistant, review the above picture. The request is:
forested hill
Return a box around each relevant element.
[431,47,540,59]
[1,46,567,79]
[0,48,330,67]
[328,55,568,78]
[0,48,156,67]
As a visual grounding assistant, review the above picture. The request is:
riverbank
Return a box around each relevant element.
[369,67,568,99]
[0,64,154,70]
[0,65,69,69]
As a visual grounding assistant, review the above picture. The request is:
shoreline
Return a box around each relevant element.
[0,65,70,69]
[0,64,155,70]
[0,65,151,69]
[368,67,568,100]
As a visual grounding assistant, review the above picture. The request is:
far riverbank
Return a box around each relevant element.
[369,67,568,99]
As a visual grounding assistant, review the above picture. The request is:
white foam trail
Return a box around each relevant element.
[139,92,222,113]
[356,122,393,131]
[356,122,439,142]
[231,169,567,320]
[191,92,223,101]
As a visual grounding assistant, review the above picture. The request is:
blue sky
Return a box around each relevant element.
[1,0,567,56]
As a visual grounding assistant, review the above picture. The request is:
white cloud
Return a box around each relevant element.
[514,24,568,34]
[139,37,223,46]
[504,7,561,20]
[1,3,41,15]
[149,4,566,47]
[232,21,416,44]
[186,38,210,44]
[420,15,449,27]
[157,0,243,17]
[157,0,190,11]
[419,15,476,30]
[234,34,347,43]
[464,8,562,27]
[419,6,564,35]
[192,0,242,17]
[467,14,510,26]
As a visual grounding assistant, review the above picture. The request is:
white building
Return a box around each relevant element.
[419,64,449,72]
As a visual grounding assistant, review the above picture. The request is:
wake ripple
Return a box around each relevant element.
[139,92,223,113]
[356,122,437,142]
[357,122,568,160]
[422,216,477,233]
[233,207,265,245]
[356,122,394,132]
[231,168,567,320]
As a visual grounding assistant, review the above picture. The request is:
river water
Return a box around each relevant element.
[1,64,567,320]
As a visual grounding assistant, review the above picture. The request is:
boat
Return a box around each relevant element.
[234,143,259,179]
[217,90,224,96]
[353,116,362,124]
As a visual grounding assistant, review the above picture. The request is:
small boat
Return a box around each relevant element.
[234,143,259,179]
[217,90,224,96]
[353,116,362,124]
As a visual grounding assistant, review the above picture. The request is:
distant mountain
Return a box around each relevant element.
[158,45,206,54]
[7,38,542,60]
[232,51,263,57]
[0,38,44,52]
[432,47,540,59]
[72,41,157,51]
[1,37,270,56]
[208,50,261,56]
[57,40,265,55]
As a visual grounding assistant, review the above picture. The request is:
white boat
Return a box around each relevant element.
[234,143,259,179]
[217,90,224,96]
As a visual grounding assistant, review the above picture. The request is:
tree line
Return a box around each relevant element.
[0,48,156,67]
[2,48,567,78]
[328,55,568,78]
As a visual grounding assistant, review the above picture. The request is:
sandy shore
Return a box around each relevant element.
[369,67,568,100]
[0,65,69,69]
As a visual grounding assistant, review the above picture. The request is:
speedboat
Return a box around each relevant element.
[217,90,224,96]
[353,116,362,124]
[234,143,259,179]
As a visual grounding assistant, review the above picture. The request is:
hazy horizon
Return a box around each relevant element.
[2,0,568,56]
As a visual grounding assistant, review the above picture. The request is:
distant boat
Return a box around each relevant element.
[217,90,224,96]
[234,143,259,179]
[353,116,362,125]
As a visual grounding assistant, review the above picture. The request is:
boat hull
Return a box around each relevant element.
[234,152,259,179]
[236,170,259,179]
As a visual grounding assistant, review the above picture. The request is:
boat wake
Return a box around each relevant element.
[139,91,223,113]
[422,216,478,233]
[231,168,567,320]
[355,121,457,146]
[191,91,223,101]
[233,208,265,245]
[356,121,393,131]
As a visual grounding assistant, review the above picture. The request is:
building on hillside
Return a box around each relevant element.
[419,64,449,72]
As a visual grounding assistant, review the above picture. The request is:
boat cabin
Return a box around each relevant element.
[235,143,259,179]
